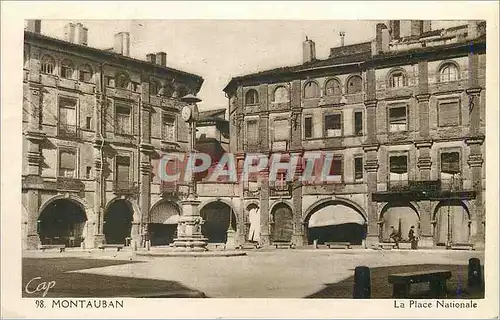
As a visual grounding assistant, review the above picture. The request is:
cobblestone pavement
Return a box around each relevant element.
[35,248,485,298]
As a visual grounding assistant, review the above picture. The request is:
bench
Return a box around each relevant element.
[38,244,65,252]
[378,242,399,250]
[98,244,124,252]
[273,241,295,249]
[236,243,261,250]
[449,243,475,251]
[388,270,451,298]
[324,242,351,249]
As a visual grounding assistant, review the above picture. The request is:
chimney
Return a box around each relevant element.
[339,31,345,47]
[146,53,156,63]
[302,36,316,63]
[74,23,88,46]
[156,52,167,66]
[389,20,400,40]
[26,20,41,34]
[113,32,130,56]
[410,20,424,37]
[373,23,389,55]
[64,23,76,43]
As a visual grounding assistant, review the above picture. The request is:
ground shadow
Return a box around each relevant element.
[22,258,206,298]
[305,264,485,299]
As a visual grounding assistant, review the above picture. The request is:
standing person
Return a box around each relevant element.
[389,226,400,249]
[408,226,418,250]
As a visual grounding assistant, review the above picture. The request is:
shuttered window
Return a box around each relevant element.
[325,114,342,137]
[115,105,131,134]
[304,116,312,138]
[438,100,460,127]
[354,157,363,180]
[116,155,130,188]
[389,106,407,132]
[246,120,258,146]
[304,81,319,99]
[273,119,289,141]
[354,111,363,136]
[59,149,76,177]
[441,152,460,174]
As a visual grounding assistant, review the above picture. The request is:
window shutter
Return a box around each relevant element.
[390,156,408,174]
[273,119,289,141]
[60,150,76,170]
[441,152,460,174]
[389,107,406,124]
[438,101,459,126]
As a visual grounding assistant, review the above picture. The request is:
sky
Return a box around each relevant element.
[36,20,468,111]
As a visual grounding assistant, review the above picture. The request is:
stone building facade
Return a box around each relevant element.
[22,21,205,249]
[223,20,486,248]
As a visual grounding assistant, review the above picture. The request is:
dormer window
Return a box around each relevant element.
[439,63,458,82]
[245,89,259,105]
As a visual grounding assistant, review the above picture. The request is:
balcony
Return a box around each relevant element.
[56,177,85,192]
[113,181,138,195]
[57,124,81,139]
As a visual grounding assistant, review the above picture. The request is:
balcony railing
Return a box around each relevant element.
[57,124,80,139]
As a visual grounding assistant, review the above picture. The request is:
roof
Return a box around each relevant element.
[24,30,204,89]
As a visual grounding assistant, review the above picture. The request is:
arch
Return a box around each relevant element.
[40,55,55,74]
[273,86,289,103]
[60,59,74,79]
[380,201,420,242]
[38,196,88,247]
[39,194,89,215]
[269,200,293,214]
[325,77,343,96]
[346,75,363,94]
[270,202,294,242]
[387,68,408,88]
[432,200,471,245]
[303,197,367,223]
[105,197,141,223]
[379,201,420,220]
[245,200,260,211]
[148,198,181,246]
[200,200,238,243]
[104,198,134,244]
[245,89,259,105]
[115,71,130,89]
[437,61,460,82]
[198,198,238,216]
[78,64,93,82]
[303,80,320,99]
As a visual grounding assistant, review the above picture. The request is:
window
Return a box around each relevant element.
[438,100,460,127]
[60,59,74,79]
[304,116,312,139]
[441,152,460,175]
[59,149,77,178]
[439,63,458,82]
[389,71,406,88]
[354,157,363,181]
[115,72,129,89]
[85,166,92,179]
[273,86,289,103]
[85,116,92,130]
[304,81,319,99]
[115,155,131,189]
[389,106,407,132]
[346,75,362,94]
[79,64,92,82]
[150,81,159,95]
[325,78,342,96]
[58,97,77,136]
[273,119,289,141]
[245,89,259,105]
[324,114,342,137]
[115,105,131,135]
[162,114,176,142]
[327,156,343,181]
[41,55,55,74]
[246,120,259,146]
[105,76,115,87]
[354,111,363,136]
[274,172,288,190]
[389,155,408,183]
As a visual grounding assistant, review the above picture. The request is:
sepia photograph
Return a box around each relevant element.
[2,1,499,319]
